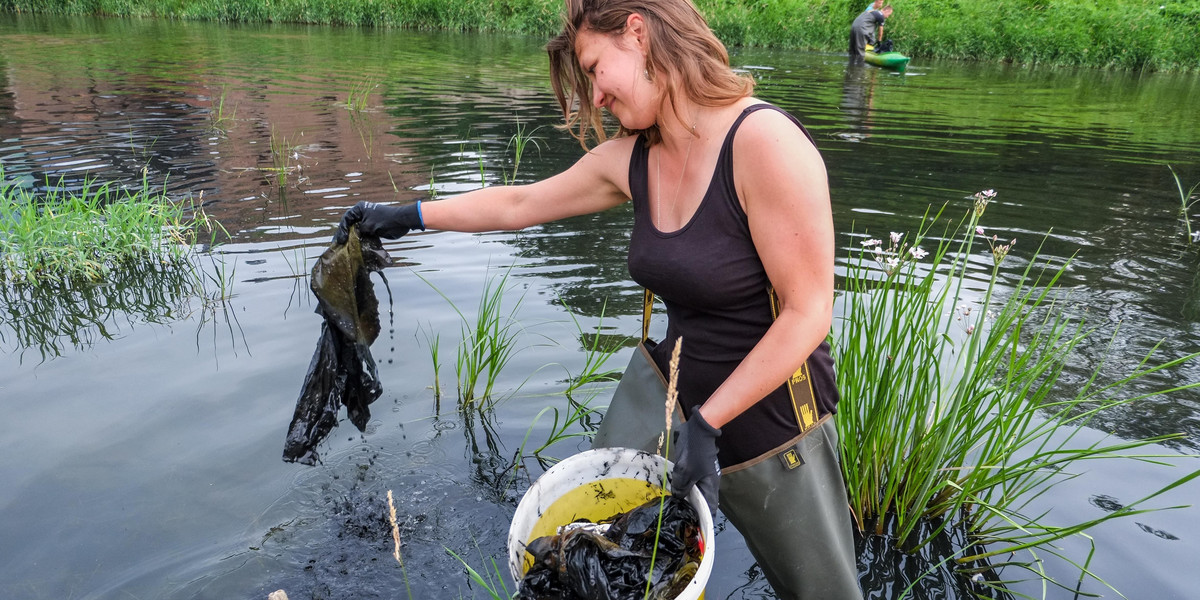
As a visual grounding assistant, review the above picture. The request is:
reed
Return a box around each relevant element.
[645,337,682,600]
[420,265,526,406]
[1170,166,1199,244]
[207,84,237,132]
[0,168,218,285]
[503,120,544,186]
[266,126,296,188]
[345,78,377,113]
[386,490,414,600]
[195,254,236,305]
[521,393,600,468]
[445,546,511,600]
[833,191,1200,593]
[419,324,444,406]
[559,297,623,399]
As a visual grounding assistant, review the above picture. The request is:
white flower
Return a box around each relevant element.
[885,257,899,269]
[909,246,928,259]
[976,226,985,236]
[861,238,882,247]
[890,231,903,245]
[981,189,996,199]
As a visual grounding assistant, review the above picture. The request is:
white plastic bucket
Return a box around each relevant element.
[507,447,714,600]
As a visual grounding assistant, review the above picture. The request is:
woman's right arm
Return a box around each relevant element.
[418,136,636,233]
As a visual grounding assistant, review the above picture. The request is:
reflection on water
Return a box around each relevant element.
[0,256,244,363]
[1,13,1199,600]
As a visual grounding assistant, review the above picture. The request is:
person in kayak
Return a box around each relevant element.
[335,1,862,598]
[850,4,893,62]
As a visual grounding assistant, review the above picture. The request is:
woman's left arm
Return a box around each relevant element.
[697,108,835,429]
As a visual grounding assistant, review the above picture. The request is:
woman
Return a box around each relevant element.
[336,1,862,597]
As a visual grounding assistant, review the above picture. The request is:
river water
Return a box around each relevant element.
[1,13,1198,600]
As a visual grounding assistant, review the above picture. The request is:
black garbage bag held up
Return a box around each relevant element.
[282,226,391,464]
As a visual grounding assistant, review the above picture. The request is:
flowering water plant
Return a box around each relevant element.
[833,191,1200,596]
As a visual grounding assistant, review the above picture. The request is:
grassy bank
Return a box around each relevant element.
[3,0,1196,71]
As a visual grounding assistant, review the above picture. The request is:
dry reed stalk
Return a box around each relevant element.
[387,489,403,566]
[658,337,683,455]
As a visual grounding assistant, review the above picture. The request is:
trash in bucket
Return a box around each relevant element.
[519,494,702,599]
[508,448,714,600]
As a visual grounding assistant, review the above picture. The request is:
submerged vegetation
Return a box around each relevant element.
[2,0,1196,71]
[834,191,1200,596]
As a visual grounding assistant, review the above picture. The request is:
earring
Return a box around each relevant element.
[643,68,651,80]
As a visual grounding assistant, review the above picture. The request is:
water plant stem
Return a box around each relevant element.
[1169,165,1199,244]
[645,337,682,600]
[419,265,526,406]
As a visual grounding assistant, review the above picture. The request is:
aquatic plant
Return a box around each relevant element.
[833,191,1200,595]
[520,394,601,470]
[446,545,511,600]
[503,119,544,186]
[421,265,527,406]
[559,297,624,399]
[206,84,237,133]
[266,126,299,188]
[0,168,219,285]
[195,253,236,304]
[346,78,377,113]
[418,324,444,407]
[1170,166,1199,244]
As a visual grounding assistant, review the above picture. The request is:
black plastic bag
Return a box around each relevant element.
[519,495,703,600]
[282,227,390,464]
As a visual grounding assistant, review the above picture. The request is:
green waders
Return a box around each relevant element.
[719,417,863,600]
[594,403,862,599]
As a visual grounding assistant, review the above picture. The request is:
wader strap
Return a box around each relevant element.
[638,287,825,441]
[722,414,831,475]
[767,287,824,436]
[641,288,655,343]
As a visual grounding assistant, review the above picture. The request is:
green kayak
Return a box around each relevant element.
[864,50,910,73]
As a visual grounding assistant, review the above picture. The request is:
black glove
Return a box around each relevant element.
[333,200,425,244]
[670,410,721,515]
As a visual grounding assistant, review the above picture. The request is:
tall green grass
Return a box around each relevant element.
[4,0,1194,71]
[833,191,1200,594]
[0,168,219,284]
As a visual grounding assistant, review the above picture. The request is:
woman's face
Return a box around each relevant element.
[574,21,659,131]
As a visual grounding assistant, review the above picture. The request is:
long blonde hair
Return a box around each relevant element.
[546,0,754,148]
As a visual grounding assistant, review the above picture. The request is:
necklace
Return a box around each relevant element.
[655,122,698,230]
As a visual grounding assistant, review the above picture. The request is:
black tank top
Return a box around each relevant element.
[627,103,839,467]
